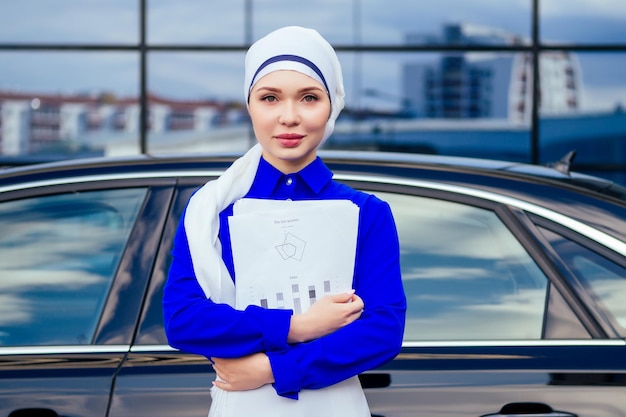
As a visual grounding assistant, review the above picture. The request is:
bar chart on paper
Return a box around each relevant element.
[257,278,334,314]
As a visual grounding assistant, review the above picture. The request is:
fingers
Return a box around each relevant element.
[350,294,365,310]
[321,291,364,317]
[210,354,273,392]
[211,357,232,382]
[289,291,366,342]
[213,379,231,391]
[212,360,234,391]
[327,289,360,304]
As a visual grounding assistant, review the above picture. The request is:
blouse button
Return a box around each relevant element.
[286,177,293,186]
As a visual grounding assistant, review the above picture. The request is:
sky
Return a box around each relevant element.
[0,0,625,112]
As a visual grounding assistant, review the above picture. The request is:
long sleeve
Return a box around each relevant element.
[162,157,406,400]
[268,196,406,397]
[162,216,293,359]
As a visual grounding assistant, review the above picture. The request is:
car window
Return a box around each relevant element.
[0,188,147,346]
[377,192,549,341]
[538,226,626,332]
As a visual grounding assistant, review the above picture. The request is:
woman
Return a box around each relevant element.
[163,26,406,417]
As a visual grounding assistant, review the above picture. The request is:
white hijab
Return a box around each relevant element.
[184,26,345,303]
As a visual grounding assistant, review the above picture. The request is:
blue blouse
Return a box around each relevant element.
[163,156,406,399]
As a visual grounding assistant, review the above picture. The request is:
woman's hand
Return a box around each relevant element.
[211,353,274,391]
[211,291,363,391]
[288,290,364,343]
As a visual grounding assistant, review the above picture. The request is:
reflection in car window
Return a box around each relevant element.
[538,227,626,331]
[377,192,549,341]
[0,188,147,346]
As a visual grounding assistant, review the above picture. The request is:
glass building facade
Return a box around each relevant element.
[0,0,625,184]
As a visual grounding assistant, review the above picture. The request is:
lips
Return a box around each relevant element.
[276,133,304,139]
[276,133,304,148]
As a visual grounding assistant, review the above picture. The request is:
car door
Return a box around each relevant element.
[0,179,174,417]
[362,186,626,417]
[109,179,216,417]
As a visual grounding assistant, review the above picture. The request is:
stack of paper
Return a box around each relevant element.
[229,199,359,313]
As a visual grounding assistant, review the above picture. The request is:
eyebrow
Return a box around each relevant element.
[253,85,326,94]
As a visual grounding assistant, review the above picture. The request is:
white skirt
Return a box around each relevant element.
[208,376,370,417]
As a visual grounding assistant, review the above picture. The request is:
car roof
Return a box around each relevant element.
[0,150,620,184]
[1,150,625,243]
[0,149,624,197]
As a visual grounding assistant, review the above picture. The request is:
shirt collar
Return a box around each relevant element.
[300,156,334,193]
[252,156,333,196]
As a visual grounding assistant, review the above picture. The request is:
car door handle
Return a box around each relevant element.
[9,408,62,417]
[481,402,577,417]
[358,372,391,388]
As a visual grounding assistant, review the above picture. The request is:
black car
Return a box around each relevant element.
[1,150,625,417]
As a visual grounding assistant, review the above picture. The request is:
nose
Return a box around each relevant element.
[278,101,300,126]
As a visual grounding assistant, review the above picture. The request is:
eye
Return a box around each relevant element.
[261,95,277,103]
[302,94,319,103]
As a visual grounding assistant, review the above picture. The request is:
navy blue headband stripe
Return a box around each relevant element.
[249,54,330,96]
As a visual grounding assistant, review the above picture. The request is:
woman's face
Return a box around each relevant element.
[248,70,331,173]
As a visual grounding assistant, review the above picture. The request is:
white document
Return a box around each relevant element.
[229,199,359,313]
